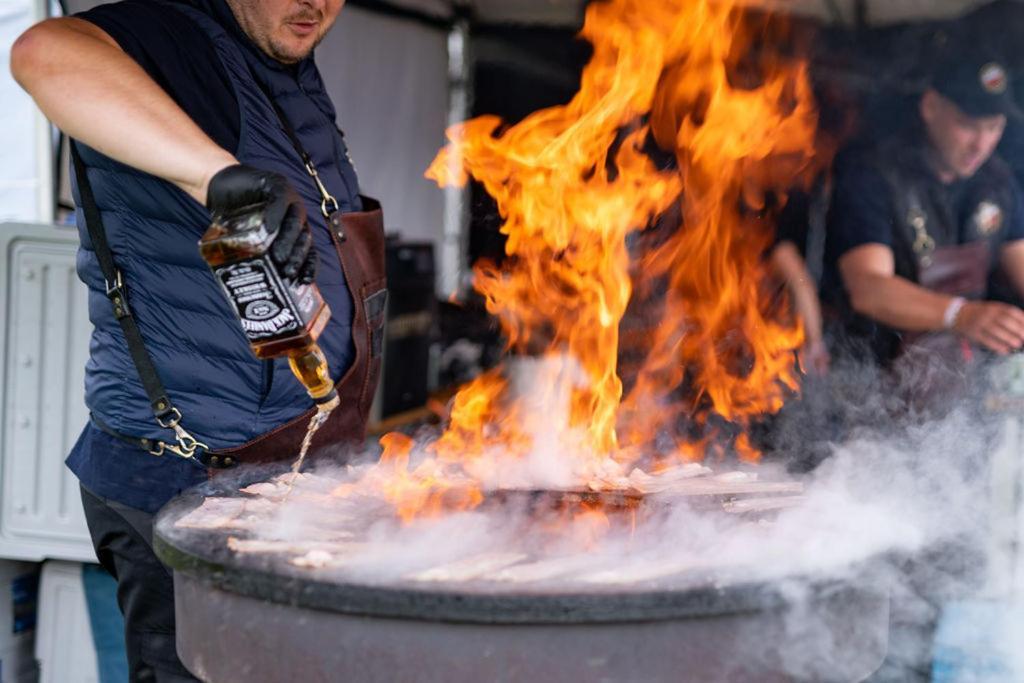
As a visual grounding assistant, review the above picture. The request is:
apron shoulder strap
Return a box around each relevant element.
[70,142,208,460]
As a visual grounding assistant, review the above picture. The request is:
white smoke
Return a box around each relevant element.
[157,355,1024,681]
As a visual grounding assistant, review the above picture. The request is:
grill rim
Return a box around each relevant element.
[154,488,883,626]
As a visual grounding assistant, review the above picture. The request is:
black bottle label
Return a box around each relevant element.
[215,257,302,341]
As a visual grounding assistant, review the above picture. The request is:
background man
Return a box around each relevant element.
[823,44,1024,377]
[11,1,385,679]
[821,43,1024,679]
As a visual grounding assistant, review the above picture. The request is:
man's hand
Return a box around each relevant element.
[207,165,317,284]
[799,338,831,376]
[952,301,1024,354]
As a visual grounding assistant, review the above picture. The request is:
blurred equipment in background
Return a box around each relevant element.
[380,240,438,418]
[436,298,506,390]
[466,23,591,270]
[0,560,39,682]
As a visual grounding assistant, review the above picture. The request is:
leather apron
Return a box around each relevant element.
[209,197,387,468]
[893,212,991,415]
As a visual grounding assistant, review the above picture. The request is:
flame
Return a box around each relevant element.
[333,433,483,523]
[362,0,822,521]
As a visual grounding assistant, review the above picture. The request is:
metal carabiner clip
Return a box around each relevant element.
[304,160,341,219]
[147,438,206,460]
[153,409,209,459]
[169,422,209,459]
[157,407,183,429]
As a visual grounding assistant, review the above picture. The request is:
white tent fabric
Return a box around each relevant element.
[319,6,449,253]
[61,0,450,258]
[758,0,992,24]
[389,0,999,26]
[383,0,582,26]
[0,0,48,222]
[8,0,1016,238]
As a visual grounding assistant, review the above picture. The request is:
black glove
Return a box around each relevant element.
[206,164,317,284]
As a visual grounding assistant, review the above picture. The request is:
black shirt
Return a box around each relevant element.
[79,0,240,153]
[775,188,812,256]
[824,144,1024,287]
[820,137,1024,364]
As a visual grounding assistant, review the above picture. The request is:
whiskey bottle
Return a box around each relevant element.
[199,202,339,409]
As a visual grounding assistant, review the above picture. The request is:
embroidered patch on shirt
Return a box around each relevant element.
[975,200,1004,236]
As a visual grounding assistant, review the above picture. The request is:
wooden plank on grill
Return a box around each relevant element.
[407,552,530,583]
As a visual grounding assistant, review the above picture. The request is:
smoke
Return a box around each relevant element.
[763,352,1015,681]
[470,355,597,490]
[156,353,1024,681]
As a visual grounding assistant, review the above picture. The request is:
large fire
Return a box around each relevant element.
[340,0,823,518]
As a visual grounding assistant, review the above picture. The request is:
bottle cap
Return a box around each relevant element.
[313,387,340,412]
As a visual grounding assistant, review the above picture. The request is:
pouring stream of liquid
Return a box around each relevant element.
[284,405,334,499]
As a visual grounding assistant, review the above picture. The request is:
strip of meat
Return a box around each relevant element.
[226,537,359,555]
[723,496,804,514]
[290,550,335,569]
[407,552,529,583]
[654,479,804,497]
[490,554,600,583]
[174,498,247,529]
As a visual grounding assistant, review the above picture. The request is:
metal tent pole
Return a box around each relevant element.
[439,7,472,298]
[32,0,55,224]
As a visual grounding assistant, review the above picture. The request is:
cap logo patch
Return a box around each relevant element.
[980,62,1008,94]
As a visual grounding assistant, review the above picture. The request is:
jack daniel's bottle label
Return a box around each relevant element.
[215,257,321,341]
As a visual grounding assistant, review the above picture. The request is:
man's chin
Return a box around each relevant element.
[956,162,985,179]
[269,38,316,64]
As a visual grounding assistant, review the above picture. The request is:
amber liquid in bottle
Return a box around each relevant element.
[199,203,339,411]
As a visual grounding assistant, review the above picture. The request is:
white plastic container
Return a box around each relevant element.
[34,562,98,683]
[0,223,94,563]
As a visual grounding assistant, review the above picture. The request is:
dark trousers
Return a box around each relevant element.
[80,486,200,682]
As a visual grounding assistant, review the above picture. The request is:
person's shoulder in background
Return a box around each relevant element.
[75,0,240,153]
[825,141,898,258]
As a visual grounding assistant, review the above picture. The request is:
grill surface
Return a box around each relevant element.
[155,488,891,682]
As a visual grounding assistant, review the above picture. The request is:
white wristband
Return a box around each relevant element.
[943,296,967,330]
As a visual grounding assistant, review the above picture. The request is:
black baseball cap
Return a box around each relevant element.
[930,42,1023,120]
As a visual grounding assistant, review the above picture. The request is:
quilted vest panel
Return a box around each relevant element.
[75,0,361,448]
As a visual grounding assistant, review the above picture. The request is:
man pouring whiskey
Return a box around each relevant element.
[11,0,386,679]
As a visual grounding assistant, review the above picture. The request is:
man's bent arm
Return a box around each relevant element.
[841,242,1024,354]
[10,18,236,204]
[1000,240,1024,300]
[839,243,953,331]
[771,241,823,342]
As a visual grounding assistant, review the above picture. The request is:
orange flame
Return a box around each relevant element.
[366,0,822,520]
[333,433,483,523]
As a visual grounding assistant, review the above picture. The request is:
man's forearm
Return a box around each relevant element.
[11,18,236,203]
[845,272,952,332]
[1000,240,1024,300]
[770,241,823,341]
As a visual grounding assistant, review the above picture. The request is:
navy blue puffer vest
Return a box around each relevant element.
[72,0,361,448]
